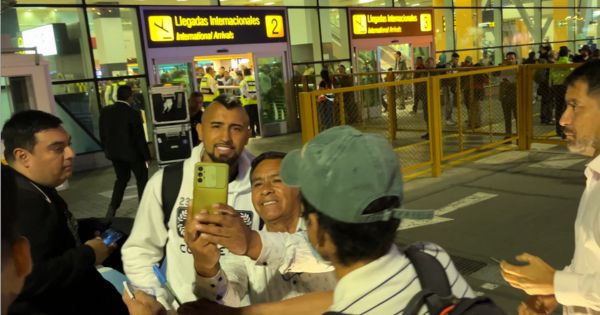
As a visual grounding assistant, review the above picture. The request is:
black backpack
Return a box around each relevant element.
[403,245,506,315]
[161,162,184,230]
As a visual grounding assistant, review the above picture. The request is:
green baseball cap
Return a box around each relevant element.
[281,126,433,224]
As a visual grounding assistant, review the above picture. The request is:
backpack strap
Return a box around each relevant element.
[403,245,454,315]
[161,161,184,229]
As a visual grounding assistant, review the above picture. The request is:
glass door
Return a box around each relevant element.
[155,62,195,97]
[254,51,291,136]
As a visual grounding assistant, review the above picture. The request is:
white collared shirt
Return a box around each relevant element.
[194,218,337,306]
[328,243,474,315]
[555,155,600,315]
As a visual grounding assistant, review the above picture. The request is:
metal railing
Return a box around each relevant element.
[298,63,572,178]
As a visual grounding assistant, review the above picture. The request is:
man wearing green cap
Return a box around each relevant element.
[189,125,475,314]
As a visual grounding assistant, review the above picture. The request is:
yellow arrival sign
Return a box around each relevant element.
[148,16,175,42]
[265,15,284,38]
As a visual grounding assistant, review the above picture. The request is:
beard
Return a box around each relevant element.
[206,147,239,166]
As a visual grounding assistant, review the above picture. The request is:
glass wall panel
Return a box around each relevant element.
[454,9,500,50]
[502,8,539,46]
[53,81,100,139]
[319,0,390,6]
[85,0,217,4]
[397,0,432,6]
[542,8,575,43]
[220,0,315,5]
[1,7,94,81]
[97,78,152,140]
[289,9,322,63]
[15,0,80,3]
[319,9,350,61]
[87,8,145,78]
[434,2,455,52]
[576,3,600,40]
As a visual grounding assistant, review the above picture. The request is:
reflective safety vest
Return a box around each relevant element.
[200,74,219,102]
[240,75,258,106]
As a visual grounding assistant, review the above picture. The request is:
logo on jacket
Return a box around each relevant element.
[176,206,188,238]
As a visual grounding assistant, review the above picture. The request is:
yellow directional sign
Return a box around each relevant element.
[148,16,174,42]
[420,13,432,32]
[265,15,285,38]
[352,14,368,35]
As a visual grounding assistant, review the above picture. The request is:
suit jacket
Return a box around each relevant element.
[7,167,127,315]
[99,100,151,163]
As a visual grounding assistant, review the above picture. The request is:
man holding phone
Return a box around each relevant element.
[122,94,260,310]
[1,110,127,315]
[501,60,600,314]
[186,151,336,308]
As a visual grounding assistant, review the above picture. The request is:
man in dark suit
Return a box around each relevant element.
[1,110,127,315]
[100,85,151,221]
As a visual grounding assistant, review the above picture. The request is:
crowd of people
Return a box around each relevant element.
[2,58,600,315]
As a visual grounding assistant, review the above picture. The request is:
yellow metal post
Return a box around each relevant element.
[337,92,346,125]
[386,71,397,141]
[456,77,464,152]
[299,92,317,144]
[517,65,530,150]
[429,76,443,177]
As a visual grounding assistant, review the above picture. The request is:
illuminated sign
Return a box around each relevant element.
[143,9,287,48]
[350,9,433,39]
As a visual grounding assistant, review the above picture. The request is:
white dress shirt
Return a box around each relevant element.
[328,243,474,315]
[194,218,337,307]
[555,155,600,315]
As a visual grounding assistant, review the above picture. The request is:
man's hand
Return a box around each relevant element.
[194,204,253,256]
[122,290,166,315]
[84,237,115,265]
[518,295,559,315]
[184,205,221,277]
[178,298,241,315]
[500,253,556,296]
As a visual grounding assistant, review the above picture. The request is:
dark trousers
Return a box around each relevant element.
[500,85,517,135]
[107,159,147,218]
[244,104,261,136]
[552,84,567,137]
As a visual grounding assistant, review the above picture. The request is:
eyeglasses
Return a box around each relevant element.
[281,272,303,282]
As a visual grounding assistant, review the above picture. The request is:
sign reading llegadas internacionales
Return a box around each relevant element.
[143,9,287,48]
[350,9,433,39]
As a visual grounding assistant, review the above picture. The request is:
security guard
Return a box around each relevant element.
[239,68,260,137]
[200,66,219,108]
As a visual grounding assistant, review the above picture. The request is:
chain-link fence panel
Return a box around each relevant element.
[526,64,574,141]
[436,67,518,158]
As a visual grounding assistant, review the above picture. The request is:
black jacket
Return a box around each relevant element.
[7,167,127,315]
[99,100,151,163]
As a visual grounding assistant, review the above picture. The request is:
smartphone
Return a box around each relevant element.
[192,162,229,215]
[101,228,124,246]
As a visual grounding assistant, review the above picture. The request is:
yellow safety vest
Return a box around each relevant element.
[200,74,219,102]
[240,75,258,106]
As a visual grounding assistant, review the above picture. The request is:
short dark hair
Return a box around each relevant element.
[189,91,203,99]
[564,59,600,96]
[212,93,243,110]
[243,68,252,76]
[2,166,19,265]
[302,195,401,266]
[250,151,287,179]
[506,51,517,58]
[1,110,62,163]
[116,85,133,102]
[452,52,460,58]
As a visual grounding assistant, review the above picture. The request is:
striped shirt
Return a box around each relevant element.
[329,243,474,315]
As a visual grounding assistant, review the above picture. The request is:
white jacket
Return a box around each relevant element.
[122,144,257,309]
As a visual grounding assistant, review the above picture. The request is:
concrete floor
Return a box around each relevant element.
[61,132,586,314]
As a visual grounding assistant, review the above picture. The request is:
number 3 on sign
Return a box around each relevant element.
[265,15,285,38]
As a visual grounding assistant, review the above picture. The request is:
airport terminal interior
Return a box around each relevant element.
[1,0,599,313]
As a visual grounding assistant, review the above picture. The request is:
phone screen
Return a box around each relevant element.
[101,228,124,246]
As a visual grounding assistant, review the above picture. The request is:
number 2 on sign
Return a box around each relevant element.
[265,15,285,38]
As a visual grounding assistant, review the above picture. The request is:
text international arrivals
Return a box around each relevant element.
[367,14,418,25]
[174,15,262,29]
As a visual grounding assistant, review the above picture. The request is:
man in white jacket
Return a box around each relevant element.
[122,94,259,309]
